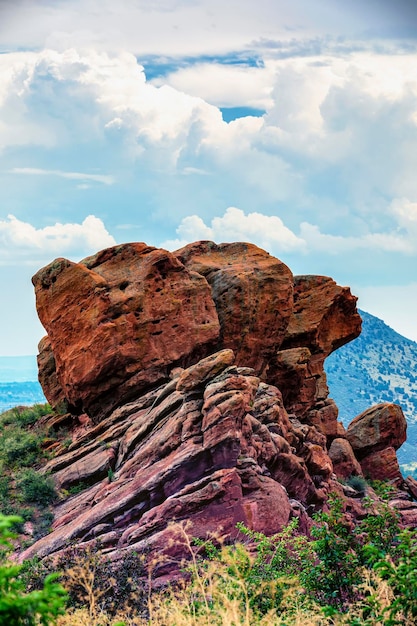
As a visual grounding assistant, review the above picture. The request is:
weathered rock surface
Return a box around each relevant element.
[269,275,362,436]
[346,403,407,458]
[328,438,363,479]
[25,240,411,572]
[346,403,407,482]
[33,244,220,420]
[22,350,329,565]
[360,447,403,482]
[175,241,294,375]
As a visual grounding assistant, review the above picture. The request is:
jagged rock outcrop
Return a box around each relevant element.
[21,350,328,570]
[268,275,361,442]
[24,240,413,572]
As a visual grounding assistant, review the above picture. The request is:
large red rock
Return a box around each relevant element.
[346,403,407,459]
[346,403,407,484]
[328,438,363,480]
[26,239,392,576]
[174,241,294,375]
[33,244,220,420]
[360,447,403,483]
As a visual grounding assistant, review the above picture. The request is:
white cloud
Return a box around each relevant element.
[152,63,273,109]
[0,214,116,264]
[161,207,306,252]
[299,222,416,255]
[10,167,115,185]
[163,205,417,258]
[0,0,369,57]
[1,43,417,271]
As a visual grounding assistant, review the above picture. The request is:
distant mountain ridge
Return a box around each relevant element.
[325,309,417,473]
[0,355,45,412]
[0,355,39,382]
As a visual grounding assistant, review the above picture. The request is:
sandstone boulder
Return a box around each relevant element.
[175,241,294,375]
[346,403,407,459]
[328,438,363,480]
[33,244,220,420]
[360,447,403,483]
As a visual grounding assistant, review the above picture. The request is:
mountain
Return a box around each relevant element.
[0,355,45,412]
[325,309,417,474]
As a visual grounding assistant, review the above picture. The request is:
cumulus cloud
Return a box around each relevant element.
[0,214,116,265]
[151,63,273,109]
[1,44,417,269]
[161,207,307,252]
[162,206,417,258]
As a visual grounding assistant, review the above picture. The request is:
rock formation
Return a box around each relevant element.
[22,241,416,573]
[346,403,407,481]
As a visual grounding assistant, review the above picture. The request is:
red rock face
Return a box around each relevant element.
[37,336,68,413]
[33,243,220,419]
[346,403,407,483]
[20,351,312,566]
[328,438,363,480]
[175,241,294,375]
[27,239,414,575]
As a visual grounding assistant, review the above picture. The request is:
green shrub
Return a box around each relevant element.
[0,404,51,428]
[305,494,361,610]
[0,513,67,625]
[17,470,57,507]
[0,427,42,468]
[374,528,417,624]
[346,474,367,493]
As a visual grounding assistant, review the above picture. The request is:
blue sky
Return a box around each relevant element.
[1,0,417,355]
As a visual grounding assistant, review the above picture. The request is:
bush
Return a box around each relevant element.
[17,470,57,507]
[0,404,51,428]
[0,427,42,468]
[346,474,367,493]
[374,528,417,624]
[0,513,67,625]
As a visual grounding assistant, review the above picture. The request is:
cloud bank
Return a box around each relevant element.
[0,214,116,265]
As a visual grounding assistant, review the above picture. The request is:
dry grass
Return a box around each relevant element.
[55,572,407,626]
[55,523,408,626]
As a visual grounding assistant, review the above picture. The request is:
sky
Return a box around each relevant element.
[1,0,417,355]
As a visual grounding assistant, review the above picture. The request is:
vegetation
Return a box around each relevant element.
[1,402,416,624]
[0,514,67,625]
[0,404,58,537]
[10,486,417,625]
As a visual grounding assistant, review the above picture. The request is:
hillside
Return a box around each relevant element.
[325,309,417,472]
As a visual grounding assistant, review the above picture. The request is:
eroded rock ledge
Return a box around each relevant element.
[22,241,415,573]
